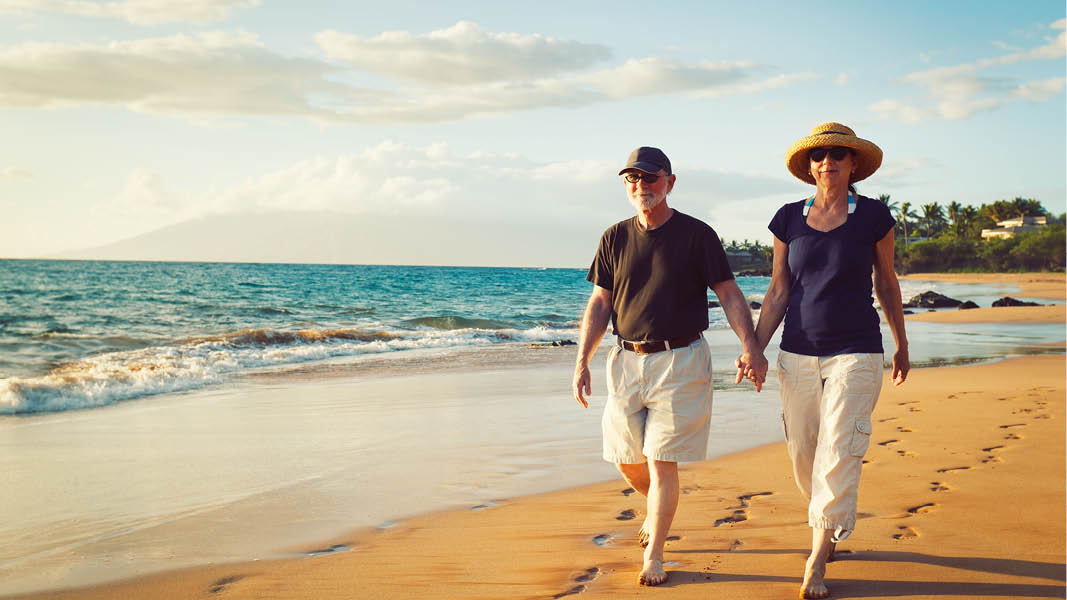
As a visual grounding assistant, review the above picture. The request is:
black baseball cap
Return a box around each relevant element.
[618,146,671,175]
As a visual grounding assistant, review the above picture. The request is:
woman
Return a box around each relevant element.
[753,122,909,599]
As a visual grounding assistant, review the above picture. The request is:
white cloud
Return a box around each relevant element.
[0,22,813,123]
[0,31,377,117]
[0,0,260,25]
[834,72,849,87]
[873,19,1066,123]
[315,21,611,85]
[91,168,184,218]
[0,167,32,179]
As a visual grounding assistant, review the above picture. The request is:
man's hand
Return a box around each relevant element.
[734,351,768,392]
[574,363,592,408]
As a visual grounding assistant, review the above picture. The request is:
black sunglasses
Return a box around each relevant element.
[623,172,664,184]
[808,147,851,162]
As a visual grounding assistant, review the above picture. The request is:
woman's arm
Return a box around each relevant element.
[872,230,910,385]
[753,236,791,352]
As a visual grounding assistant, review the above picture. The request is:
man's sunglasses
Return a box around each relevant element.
[623,173,664,184]
[808,147,851,162]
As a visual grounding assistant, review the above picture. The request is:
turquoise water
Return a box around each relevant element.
[1,259,1060,414]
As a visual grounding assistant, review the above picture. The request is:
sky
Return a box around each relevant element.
[1,0,1064,267]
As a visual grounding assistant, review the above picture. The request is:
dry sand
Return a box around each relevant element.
[12,272,1066,600]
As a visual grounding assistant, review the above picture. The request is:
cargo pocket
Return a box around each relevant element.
[848,418,872,457]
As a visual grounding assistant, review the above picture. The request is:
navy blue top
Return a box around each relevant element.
[768,195,896,357]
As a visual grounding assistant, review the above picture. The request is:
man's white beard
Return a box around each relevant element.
[629,191,664,212]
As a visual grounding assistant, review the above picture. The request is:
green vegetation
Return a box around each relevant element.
[876,195,1066,273]
[724,196,1066,275]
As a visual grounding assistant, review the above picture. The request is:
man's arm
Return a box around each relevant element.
[710,278,767,391]
[872,230,909,385]
[573,285,612,408]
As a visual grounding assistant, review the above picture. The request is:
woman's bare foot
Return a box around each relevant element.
[638,558,668,586]
[800,554,829,598]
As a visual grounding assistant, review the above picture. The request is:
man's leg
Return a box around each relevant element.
[639,459,678,586]
[801,527,834,599]
[616,461,654,545]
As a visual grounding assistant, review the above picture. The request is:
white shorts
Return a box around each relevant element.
[602,337,713,464]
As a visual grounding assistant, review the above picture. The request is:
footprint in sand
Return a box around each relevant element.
[734,491,774,508]
[714,510,749,527]
[898,401,919,406]
[907,503,937,515]
[878,439,900,447]
[208,576,244,594]
[573,567,599,583]
[621,488,636,496]
[667,535,681,542]
[878,417,899,423]
[729,539,744,551]
[930,481,951,492]
[897,426,914,433]
[616,509,637,521]
[908,407,924,412]
[592,534,614,546]
[553,585,586,598]
[999,423,1027,429]
[937,466,971,473]
[893,526,919,540]
[1034,414,1052,420]
[896,449,917,457]
[1005,432,1024,440]
[982,455,1004,464]
[862,459,873,464]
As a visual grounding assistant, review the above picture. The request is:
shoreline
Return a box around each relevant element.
[901,272,1065,300]
[12,354,1064,599]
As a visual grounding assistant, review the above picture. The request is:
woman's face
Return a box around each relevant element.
[809,146,854,187]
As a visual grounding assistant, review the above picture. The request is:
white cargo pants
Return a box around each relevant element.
[776,350,884,541]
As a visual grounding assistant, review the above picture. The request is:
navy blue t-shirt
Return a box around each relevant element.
[768,195,896,357]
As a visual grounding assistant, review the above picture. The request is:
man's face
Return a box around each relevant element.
[623,169,675,212]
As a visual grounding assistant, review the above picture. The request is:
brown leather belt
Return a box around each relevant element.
[617,332,702,354]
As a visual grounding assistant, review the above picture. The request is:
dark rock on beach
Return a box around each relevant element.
[748,301,762,309]
[903,291,963,309]
[708,301,720,308]
[735,269,772,277]
[902,309,914,315]
[992,297,1041,307]
[958,300,980,310]
[528,339,576,348]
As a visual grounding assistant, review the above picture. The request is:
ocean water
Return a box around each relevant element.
[1,259,1062,415]
[1,260,776,414]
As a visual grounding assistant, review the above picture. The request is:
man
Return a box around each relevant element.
[573,146,767,586]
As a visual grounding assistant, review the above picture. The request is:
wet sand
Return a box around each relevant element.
[12,273,1065,599]
[902,272,1065,300]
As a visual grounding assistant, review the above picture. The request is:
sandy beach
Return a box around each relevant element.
[8,272,1064,600]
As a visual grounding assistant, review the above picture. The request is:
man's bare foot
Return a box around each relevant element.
[638,517,650,547]
[800,555,829,598]
[638,558,668,586]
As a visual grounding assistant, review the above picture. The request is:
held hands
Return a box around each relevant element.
[735,350,768,392]
[573,363,591,408]
[892,348,910,386]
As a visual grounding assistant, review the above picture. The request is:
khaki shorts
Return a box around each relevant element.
[602,337,713,464]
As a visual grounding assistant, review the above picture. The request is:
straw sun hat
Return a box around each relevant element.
[785,122,883,185]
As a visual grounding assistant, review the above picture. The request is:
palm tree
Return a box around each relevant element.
[896,202,919,246]
[920,203,946,237]
[947,201,962,237]
[877,194,899,213]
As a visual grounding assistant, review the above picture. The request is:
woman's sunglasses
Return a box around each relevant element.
[623,173,663,184]
[808,147,851,162]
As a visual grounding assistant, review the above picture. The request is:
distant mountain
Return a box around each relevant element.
[55,211,602,268]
